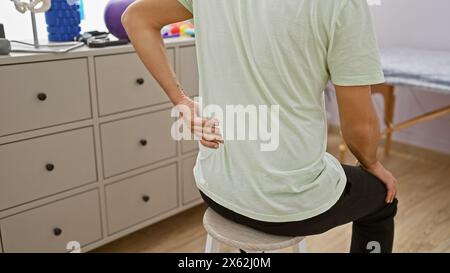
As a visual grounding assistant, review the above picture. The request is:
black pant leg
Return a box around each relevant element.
[200,164,398,253]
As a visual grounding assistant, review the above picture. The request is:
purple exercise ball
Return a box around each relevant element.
[104,0,135,40]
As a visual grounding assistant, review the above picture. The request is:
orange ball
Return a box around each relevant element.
[180,25,189,35]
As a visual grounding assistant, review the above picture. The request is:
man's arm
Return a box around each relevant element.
[122,0,223,149]
[122,0,191,105]
[335,85,397,203]
[335,85,379,167]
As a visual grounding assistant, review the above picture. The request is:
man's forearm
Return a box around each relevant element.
[342,114,380,168]
[122,4,188,105]
[336,85,397,203]
[335,85,381,168]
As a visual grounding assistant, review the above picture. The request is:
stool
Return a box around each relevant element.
[203,208,307,253]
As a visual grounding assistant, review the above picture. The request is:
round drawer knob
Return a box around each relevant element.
[46,163,55,172]
[140,139,148,146]
[136,78,145,85]
[53,227,62,236]
[37,92,47,101]
[142,195,150,203]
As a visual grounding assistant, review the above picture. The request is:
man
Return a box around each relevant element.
[122,0,398,253]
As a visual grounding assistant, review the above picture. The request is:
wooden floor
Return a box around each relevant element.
[93,131,450,253]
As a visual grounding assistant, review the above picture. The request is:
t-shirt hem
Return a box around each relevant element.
[197,175,347,223]
[332,75,385,86]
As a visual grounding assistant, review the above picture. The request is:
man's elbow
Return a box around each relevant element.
[122,1,161,32]
[121,4,137,31]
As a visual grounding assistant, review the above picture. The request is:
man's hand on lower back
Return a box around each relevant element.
[176,96,224,149]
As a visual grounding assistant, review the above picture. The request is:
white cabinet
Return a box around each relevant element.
[0,59,91,136]
[105,164,178,234]
[0,190,102,253]
[95,51,175,116]
[0,127,97,210]
[100,109,177,178]
[0,39,200,252]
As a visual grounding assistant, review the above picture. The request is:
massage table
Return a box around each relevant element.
[339,48,450,160]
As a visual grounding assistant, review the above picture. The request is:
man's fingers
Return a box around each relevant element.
[202,118,220,127]
[385,191,393,203]
[200,139,220,149]
[192,118,224,143]
[203,134,224,143]
[192,125,223,138]
[387,172,397,203]
[202,123,221,135]
[202,119,222,136]
[185,116,224,146]
[365,162,398,204]
[392,188,397,202]
[193,129,224,143]
[385,183,397,203]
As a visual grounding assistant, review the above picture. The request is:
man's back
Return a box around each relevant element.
[123,0,398,252]
[185,0,384,222]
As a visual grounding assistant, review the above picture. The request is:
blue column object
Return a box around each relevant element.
[45,0,82,42]
[79,0,85,20]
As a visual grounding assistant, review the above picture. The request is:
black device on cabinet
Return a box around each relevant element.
[0,23,11,55]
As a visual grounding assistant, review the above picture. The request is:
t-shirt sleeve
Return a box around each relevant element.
[327,0,385,86]
[178,0,193,14]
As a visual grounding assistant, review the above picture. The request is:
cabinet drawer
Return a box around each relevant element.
[105,164,178,234]
[95,52,174,116]
[182,155,201,204]
[182,140,199,154]
[0,127,97,210]
[179,46,199,97]
[101,109,177,178]
[0,190,102,253]
[0,59,91,136]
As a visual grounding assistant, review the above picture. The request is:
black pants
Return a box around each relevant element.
[200,165,398,253]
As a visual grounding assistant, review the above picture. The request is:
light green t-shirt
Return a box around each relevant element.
[178,0,384,222]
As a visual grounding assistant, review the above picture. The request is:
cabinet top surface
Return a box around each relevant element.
[0,37,195,66]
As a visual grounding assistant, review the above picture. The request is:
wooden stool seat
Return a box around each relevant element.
[203,208,306,252]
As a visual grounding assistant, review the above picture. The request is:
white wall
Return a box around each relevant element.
[0,0,109,41]
[371,0,450,51]
[327,0,450,154]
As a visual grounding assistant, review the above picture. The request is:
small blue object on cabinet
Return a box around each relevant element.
[45,0,83,42]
